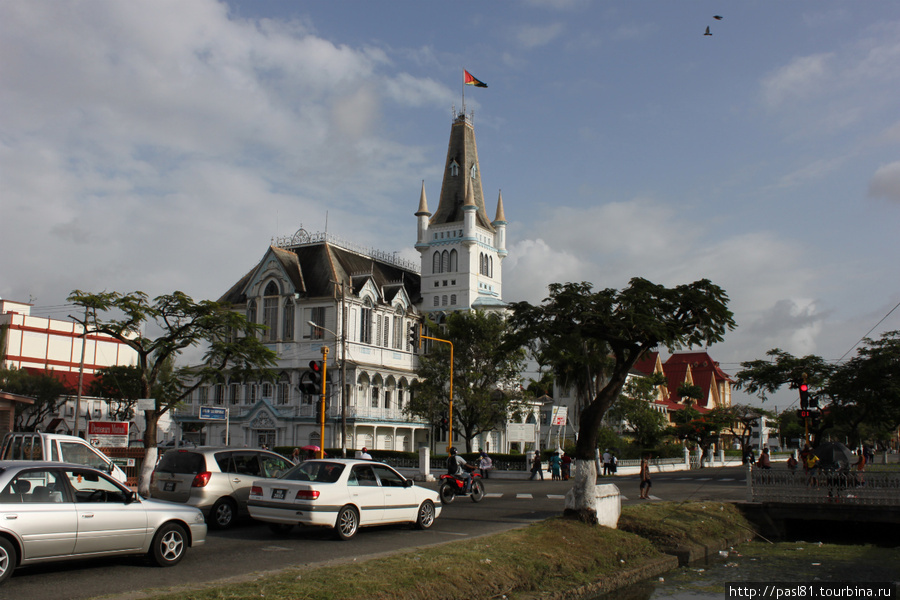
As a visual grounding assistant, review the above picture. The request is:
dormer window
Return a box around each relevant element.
[470,164,477,179]
[450,160,459,177]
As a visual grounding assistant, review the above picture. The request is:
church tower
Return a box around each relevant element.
[416,111,507,314]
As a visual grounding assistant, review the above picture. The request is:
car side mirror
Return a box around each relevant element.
[404,479,414,488]
[124,490,137,504]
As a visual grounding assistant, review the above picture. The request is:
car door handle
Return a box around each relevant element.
[4,514,17,520]
[232,478,242,483]
[81,513,94,518]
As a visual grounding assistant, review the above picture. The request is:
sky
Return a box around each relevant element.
[3,1,900,409]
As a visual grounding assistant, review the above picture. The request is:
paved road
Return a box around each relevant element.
[1,466,749,600]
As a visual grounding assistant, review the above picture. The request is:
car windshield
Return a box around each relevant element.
[281,461,345,483]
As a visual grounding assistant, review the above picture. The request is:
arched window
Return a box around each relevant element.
[277,373,290,405]
[263,281,280,342]
[433,251,441,274]
[433,296,439,307]
[450,249,458,272]
[442,295,448,306]
[246,299,257,324]
[450,294,457,305]
[441,250,450,273]
[360,300,373,344]
[229,381,241,406]
[489,256,493,278]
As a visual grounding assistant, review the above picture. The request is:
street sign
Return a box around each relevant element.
[137,398,156,411]
[87,421,129,448]
[199,406,228,420]
[551,406,568,426]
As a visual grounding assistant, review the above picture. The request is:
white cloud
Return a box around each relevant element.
[760,53,834,109]
[868,161,900,202]
[513,23,565,49]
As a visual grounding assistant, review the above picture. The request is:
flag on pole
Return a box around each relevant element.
[464,70,488,88]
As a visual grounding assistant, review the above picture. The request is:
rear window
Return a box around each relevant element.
[156,451,206,474]
[283,461,345,483]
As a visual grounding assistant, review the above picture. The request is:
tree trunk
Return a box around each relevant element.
[138,409,159,497]
[563,457,598,524]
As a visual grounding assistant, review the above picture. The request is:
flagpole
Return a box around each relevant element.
[461,69,466,114]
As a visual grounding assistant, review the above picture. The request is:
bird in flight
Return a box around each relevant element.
[704,26,712,36]
[714,15,724,20]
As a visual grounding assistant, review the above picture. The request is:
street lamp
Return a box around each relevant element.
[308,321,347,457]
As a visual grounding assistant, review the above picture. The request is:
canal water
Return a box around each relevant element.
[598,540,900,599]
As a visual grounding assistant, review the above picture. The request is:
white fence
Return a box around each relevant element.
[747,467,900,506]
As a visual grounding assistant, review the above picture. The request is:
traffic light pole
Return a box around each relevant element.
[319,346,328,459]
[418,326,454,453]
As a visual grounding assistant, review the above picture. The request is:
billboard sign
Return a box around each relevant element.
[199,406,228,421]
[87,421,129,448]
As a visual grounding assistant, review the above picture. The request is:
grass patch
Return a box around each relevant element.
[618,501,753,551]
[135,503,752,600]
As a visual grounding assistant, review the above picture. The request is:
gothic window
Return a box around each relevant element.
[230,382,241,406]
[450,160,459,177]
[441,250,450,272]
[384,390,392,410]
[433,251,441,274]
[263,281,280,342]
[246,299,257,324]
[450,294,457,305]
[282,300,294,341]
[261,382,273,400]
[371,386,379,408]
[489,256,493,278]
[470,164,477,179]
[392,314,403,349]
[433,296,439,307]
[277,373,290,405]
[450,249,458,271]
[442,295,448,306]
[360,301,373,344]
[383,315,390,347]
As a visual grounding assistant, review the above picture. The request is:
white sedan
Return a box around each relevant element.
[248,459,441,540]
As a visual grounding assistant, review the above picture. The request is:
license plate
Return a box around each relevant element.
[164,481,175,492]
[272,489,286,500]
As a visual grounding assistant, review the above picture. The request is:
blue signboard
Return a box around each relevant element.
[199,406,228,420]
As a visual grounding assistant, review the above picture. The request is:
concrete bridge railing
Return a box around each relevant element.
[746,466,900,506]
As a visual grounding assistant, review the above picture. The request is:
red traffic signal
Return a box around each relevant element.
[799,382,809,409]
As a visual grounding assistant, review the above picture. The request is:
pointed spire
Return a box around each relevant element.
[493,190,506,223]
[415,180,430,216]
[464,177,476,209]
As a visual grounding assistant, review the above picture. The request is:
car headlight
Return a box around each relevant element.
[193,512,206,524]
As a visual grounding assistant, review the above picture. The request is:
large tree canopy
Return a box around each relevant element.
[1,367,71,431]
[68,290,277,495]
[508,278,735,522]
[407,310,526,453]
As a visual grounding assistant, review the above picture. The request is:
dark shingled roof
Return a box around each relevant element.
[219,243,421,306]
[430,113,494,231]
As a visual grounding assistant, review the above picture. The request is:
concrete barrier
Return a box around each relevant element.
[565,483,621,528]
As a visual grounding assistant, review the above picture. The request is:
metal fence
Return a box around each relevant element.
[747,467,900,506]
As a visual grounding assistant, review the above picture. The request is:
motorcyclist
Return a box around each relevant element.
[447,447,478,492]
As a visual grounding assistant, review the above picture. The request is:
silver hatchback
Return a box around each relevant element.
[0,461,207,584]
[150,447,293,529]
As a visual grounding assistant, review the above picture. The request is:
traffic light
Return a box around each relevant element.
[797,409,812,419]
[799,382,809,409]
[808,395,819,409]
[408,323,420,352]
[309,360,322,390]
[439,413,449,432]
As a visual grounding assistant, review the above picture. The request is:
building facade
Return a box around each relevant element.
[178,110,513,454]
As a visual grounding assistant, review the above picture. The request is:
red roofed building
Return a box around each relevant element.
[631,350,733,422]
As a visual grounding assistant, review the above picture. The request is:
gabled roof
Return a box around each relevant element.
[219,242,421,306]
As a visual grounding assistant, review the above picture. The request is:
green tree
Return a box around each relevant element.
[826,331,900,447]
[407,310,526,453]
[669,406,731,461]
[715,404,776,452]
[509,278,735,522]
[607,373,669,449]
[89,364,143,422]
[1,367,71,431]
[68,290,277,495]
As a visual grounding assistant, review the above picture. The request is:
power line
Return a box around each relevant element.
[837,298,900,362]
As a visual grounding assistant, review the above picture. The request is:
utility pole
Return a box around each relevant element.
[74,306,89,438]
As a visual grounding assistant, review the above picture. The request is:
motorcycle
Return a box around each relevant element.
[439,473,484,504]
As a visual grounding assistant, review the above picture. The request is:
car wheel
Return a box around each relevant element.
[149,522,187,567]
[210,498,237,529]
[268,523,294,535]
[334,505,359,540]
[415,500,436,530]
[0,537,17,584]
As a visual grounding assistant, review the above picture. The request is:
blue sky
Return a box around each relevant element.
[3,1,900,408]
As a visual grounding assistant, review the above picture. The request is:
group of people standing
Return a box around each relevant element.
[529,451,573,480]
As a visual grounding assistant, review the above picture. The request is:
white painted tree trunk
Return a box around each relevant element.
[138,447,158,497]
[565,457,599,523]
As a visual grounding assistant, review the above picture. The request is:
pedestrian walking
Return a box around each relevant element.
[529,453,544,480]
[602,449,612,476]
[479,451,493,478]
[549,452,562,480]
[561,452,572,481]
[639,456,652,499]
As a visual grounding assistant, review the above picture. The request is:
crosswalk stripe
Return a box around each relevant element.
[516,493,533,499]
[718,478,735,481]
[547,494,566,500]
[648,495,661,500]
[485,493,504,498]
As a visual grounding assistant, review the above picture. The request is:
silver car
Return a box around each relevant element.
[150,447,293,529]
[0,461,207,584]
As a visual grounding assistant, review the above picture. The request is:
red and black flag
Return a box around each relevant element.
[464,70,488,88]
